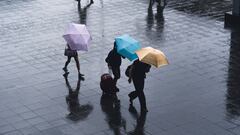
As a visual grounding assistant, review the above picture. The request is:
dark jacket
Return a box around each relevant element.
[132,60,151,78]
[105,49,122,67]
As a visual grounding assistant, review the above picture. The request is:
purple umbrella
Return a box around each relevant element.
[63,23,92,51]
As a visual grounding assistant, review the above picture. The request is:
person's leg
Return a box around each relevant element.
[111,67,120,92]
[128,77,140,104]
[137,78,147,112]
[73,56,84,75]
[133,77,147,111]
[73,56,80,72]
[128,91,138,100]
[73,56,85,81]
[112,66,120,84]
[128,91,137,105]
[139,90,147,112]
[63,56,71,72]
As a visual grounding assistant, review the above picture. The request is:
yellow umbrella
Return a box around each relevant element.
[136,47,169,68]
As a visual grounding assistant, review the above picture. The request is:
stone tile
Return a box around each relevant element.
[26,117,46,125]
[11,106,30,114]
[34,122,54,131]
[231,126,240,135]
[3,130,23,135]
[48,119,67,127]
[11,120,31,130]
[41,128,64,135]
[5,115,24,124]
[0,124,16,134]
[0,110,17,119]
[19,111,38,120]
[0,118,8,126]
[19,126,39,135]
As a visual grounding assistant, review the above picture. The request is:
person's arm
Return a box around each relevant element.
[105,51,111,63]
[145,65,151,73]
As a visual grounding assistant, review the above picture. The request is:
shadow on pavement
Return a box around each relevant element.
[64,73,93,121]
[127,105,147,135]
[100,94,126,135]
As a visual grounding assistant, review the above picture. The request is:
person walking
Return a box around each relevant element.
[128,60,151,112]
[105,41,124,88]
[63,44,84,80]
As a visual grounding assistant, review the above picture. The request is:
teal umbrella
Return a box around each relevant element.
[115,35,141,61]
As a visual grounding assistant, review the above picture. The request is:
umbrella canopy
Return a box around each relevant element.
[115,34,141,61]
[63,23,92,51]
[136,47,169,68]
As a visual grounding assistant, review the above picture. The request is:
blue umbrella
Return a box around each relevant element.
[115,35,141,61]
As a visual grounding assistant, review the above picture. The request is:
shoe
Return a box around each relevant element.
[78,72,84,76]
[63,72,69,78]
[128,94,133,105]
[90,0,94,4]
[115,86,119,92]
[128,104,136,113]
[63,67,68,72]
[80,76,85,81]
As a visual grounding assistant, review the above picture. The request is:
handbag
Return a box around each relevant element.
[125,64,133,77]
[64,48,77,57]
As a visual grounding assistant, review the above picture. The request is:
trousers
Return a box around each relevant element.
[128,76,147,109]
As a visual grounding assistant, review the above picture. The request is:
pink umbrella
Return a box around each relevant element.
[63,23,92,51]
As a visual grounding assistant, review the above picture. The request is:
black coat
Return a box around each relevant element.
[105,49,122,67]
[132,61,151,78]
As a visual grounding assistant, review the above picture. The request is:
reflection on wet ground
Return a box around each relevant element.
[167,0,232,20]
[128,105,147,135]
[64,73,93,122]
[0,0,240,134]
[100,94,126,135]
[226,31,240,120]
[78,1,93,24]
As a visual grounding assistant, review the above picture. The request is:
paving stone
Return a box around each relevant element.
[19,126,40,135]
[26,117,46,125]
[19,111,38,120]
[3,130,23,135]
[0,124,16,134]
[34,122,54,131]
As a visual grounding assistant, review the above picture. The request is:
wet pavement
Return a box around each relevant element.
[0,0,240,135]
[167,0,232,21]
